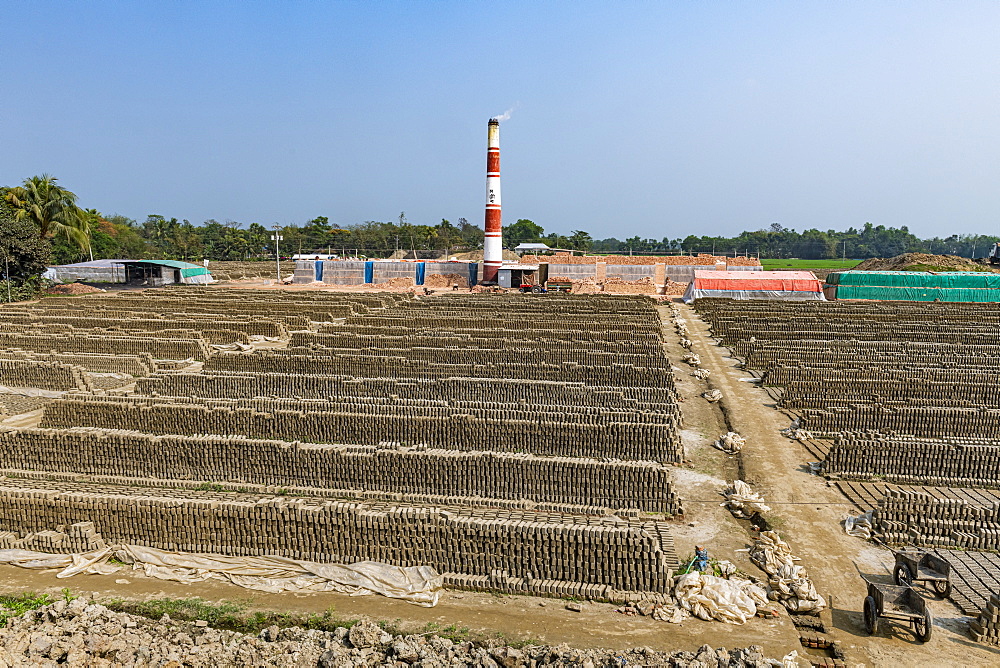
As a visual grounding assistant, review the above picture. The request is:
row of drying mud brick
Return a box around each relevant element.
[779,378,1000,410]
[290,331,664,355]
[279,343,668,368]
[347,313,662,333]
[0,359,92,392]
[798,405,1000,440]
[0,331,212,362]
[0,350,157,377]
[320,323,658,344]
[873,490,1000,551]
[0,481,677,593]
[39,396,684,462]
[205,353,674,387]
[136,373,676,409]
[823,435,1000,488]
[405,292,658,309]
[0,312,289,339]
[0,428,684,514]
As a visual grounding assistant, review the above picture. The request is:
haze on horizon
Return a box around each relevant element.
[3,1,998,240]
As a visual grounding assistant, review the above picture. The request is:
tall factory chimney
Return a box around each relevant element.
[483,118,502,284]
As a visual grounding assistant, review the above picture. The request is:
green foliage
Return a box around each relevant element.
[0,193,51,300]
[193,482,229,492]
[0,592,53,626]
[4,175,90,252]
[11,173,997,265]
[103,595,537,647]
[504,219,544,246]
[676,224,1000,260]
[760,259,863,269]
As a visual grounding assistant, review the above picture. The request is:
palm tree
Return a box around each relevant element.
[4,175,90,253]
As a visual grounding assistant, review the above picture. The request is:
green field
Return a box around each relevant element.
[759,258,863,270]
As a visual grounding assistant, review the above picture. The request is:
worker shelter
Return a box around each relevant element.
[117,260,213,287]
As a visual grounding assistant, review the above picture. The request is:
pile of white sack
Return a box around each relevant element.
[702,389,723,403]
[844,510,874,539]
[750,531,826,613]
[723,480,771,519]
[715,431,745,454]
[780,424,813,442]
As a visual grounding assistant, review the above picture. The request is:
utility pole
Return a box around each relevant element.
[2,248,10,303]
[271,230,283,283]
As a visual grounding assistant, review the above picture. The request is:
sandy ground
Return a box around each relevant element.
[678,301,1000,667]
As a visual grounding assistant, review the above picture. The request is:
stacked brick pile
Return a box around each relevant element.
[969,593,1000,644]
[601,276,658,295]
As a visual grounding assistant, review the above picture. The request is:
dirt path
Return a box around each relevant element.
[680,302,1000,666]
[0,564,798,658]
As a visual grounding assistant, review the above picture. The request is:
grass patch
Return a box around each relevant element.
[759,259,863,270]
[103,596,324,634]
[0,592,55,626]
[101,596,538,647]
[902,263,979,272]
[193,482,229,492]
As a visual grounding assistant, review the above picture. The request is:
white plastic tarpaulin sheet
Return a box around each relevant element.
[683,270,826,303]
[673,571,769,625]
[683,288,827,303]
[0,545,442,606]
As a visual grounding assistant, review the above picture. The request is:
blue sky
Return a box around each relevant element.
[3,1,999,239]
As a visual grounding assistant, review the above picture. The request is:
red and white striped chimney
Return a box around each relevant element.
[482,118,502,283]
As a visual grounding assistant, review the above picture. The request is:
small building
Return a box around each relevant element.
[683,270,825,302]
[43,259,131,283]
[514,243,551,254]
[497,263,544,288]
[117,260,213,287]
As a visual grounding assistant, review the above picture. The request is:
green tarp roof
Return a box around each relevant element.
[119,260,211,278]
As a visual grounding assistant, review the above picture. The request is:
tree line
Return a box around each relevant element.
[3,173,999,297]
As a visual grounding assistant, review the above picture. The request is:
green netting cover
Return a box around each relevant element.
[827,271,1000,289]
[831,285,1000,302]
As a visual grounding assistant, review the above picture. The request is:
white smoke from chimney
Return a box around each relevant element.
[492,103,519,122]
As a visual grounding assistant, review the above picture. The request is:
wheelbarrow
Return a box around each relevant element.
[863,578,933,642]
[892,547,951,598]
